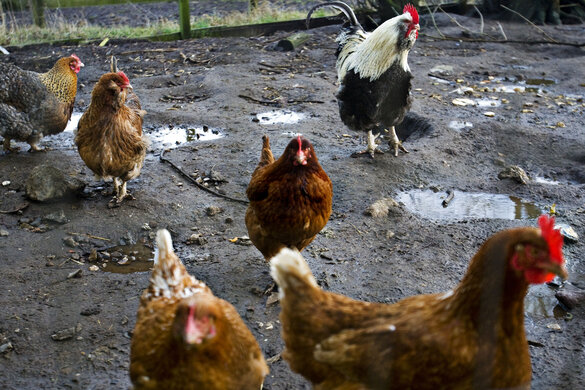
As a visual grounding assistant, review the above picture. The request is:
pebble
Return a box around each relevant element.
[0,342,13,354]
[89,265,99,272]
[51,324,82,341]
[88,249,98,262]
[63,236,79,248]
[2,181,10,186]
[206,206,223,216]
[67,269,82,279]
[0,229,9,237]
[187,233,207,246]
[498,166,530,185]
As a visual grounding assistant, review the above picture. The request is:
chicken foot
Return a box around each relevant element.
[387,126,409,157]
[351,130,384,158]
[108,178,135,207]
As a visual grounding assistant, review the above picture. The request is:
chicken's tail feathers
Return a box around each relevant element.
[110,55,118,73]
[270,248,318,299]
[147,229,202,298]
[306,1,363,31]
[254,135,274,171]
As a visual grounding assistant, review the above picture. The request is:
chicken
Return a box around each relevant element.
[270,215,567,389]
[246,135,333,260]
[0,54,83,152]
[130,229,269,390]
[307,2,420,157]
[75,60,148,206]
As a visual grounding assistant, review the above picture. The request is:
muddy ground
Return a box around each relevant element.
[1,8,584,390]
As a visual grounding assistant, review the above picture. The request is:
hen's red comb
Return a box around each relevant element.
[403,3,419,24]
[538,214,564,264]
[297,135,303,153]
[117,71,130,85]
[70,54,81,62]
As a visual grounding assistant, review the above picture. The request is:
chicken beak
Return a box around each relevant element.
[538,261,569,280]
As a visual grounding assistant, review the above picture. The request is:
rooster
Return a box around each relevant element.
[307,1,420,157]
[246,135,333,260]
[130,230,269,390]
[0,54,83,152]
[75,58,148,206]
[270,215,567,389]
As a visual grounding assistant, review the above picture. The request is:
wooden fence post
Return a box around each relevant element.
[178,0,190,39]
[249,0,258,10]
[30,0,46,28]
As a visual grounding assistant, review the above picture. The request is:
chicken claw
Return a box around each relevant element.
[387,126,409,157]
[351,130,384,158]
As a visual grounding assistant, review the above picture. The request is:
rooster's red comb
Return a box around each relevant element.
[403,3,419,24]
[70,54,81,62]
[117,71,130,85]
[538,214,564,264]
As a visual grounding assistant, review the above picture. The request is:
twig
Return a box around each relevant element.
[67,232,111,241]
[159,149,249,205]
[442,190,455,208]
[473,6,484,35]
[500,5,558,43]
[238,94,281,106]
[349,223,364,236]
[0,202,29,214]
[426,4,445,39]
[421,33,585,47]
[496,22,508,40]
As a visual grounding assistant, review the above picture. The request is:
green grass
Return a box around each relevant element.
[0,1,333,46]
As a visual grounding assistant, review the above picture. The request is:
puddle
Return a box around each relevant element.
[149,125,224,149]
[256,110,305,125]
[525,284,568,319]
[64,112,83,132]
[448,121,473,131]
[99,244,154,274]
[396,189,543,221]
[534,176,560,186]
[475,98,501,108]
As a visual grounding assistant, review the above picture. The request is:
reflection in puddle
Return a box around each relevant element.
[149,125,224,149]
[396,189,542,221]
[64,112,83,132]
[257,110,305,125]
[525,284,567,319]
[99,244,154,274]
[448,121,473,131]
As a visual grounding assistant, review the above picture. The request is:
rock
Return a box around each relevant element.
[89,265,99,272]
[25,165,85,202]
[556,224,579,243]
[555,283,585,310]
[429,64,454,76]
[0,229,8,237]
[498,166,530,184]
[186,233,208,246]
[67,269,82,279]
[51,323,82,341]
[88,249,98,262]
[365,198,399,218]
[0,342,13,354]
[43,210,69,224]
[63,236,79,248]
[206,206,222,216]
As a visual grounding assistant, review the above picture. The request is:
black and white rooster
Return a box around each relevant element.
[308,1,420,157]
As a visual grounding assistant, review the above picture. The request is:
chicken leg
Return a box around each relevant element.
[351,130,384,158]
[387,126,409,157]
[109,177,135,207]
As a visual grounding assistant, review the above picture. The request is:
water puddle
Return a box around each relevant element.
[64,112,83,132]
[396,189,543,221]
[448,121,473,131]
[525,284,567,319]
[534,176,560,186]
[475,98,501,108]
[256,110,305,125]
[149,125,224,149]
[98,244,154,274]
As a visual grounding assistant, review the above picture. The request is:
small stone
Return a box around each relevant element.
[498,166,530,184]
[386,230,395,239]
[67,269,82,279]
[71,253,80,261]
[0,229,9,237]
[557,224,579,242]
[89,265,99,272]
[63,236,79,248]
[546,323,562,331]
[206,206,222,216]
[141,223,151,231]
[88,249,98,262]
[186,233,208,246]
[51,324,81,341]
[483,111,496,117]
[43,210,69,224]
[224,217,233,224]
[0,342,13,354]
[118,256,130,265]
[2,181,10,186]
[266,292,279,306]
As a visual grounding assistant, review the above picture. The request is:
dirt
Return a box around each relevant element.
[1,6,584,390]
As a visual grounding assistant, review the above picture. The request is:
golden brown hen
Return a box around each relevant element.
[245,135,333,260]
[0,55,83,152]
[130,230,269,390]
[75,69,147,206]
[271,215,567,390]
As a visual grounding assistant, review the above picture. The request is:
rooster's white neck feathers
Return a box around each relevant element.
[337,14,413,81]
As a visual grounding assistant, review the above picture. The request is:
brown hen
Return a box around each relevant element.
[75,69,147,205]
[0,55,83,152]
[271,215,567,390]
[130,230,269,390]
[246,135,333,260]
